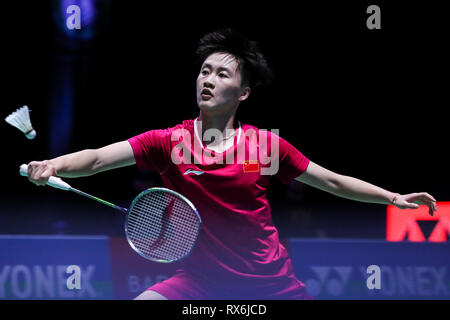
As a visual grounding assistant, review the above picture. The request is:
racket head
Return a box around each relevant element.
[125,187,202,263]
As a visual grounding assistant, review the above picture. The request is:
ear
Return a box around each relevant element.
[238,86,251,102]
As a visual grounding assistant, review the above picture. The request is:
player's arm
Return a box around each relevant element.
[27,141,136,185]
[295,161,437,215]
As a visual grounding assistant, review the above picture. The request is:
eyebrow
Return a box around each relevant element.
[202,63,234,75]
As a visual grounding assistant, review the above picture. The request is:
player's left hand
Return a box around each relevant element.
[393,192,437,216]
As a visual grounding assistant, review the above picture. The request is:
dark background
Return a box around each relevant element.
[1,1,448,238]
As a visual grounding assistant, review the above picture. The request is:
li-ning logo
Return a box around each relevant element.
[184,169,205,176]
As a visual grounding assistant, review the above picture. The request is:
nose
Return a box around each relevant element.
[204,81,214,89]
[202,74,215,89]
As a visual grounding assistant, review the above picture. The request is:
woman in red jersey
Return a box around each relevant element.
[25,29,437,300]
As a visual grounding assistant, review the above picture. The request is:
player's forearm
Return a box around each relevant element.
[330,175,398,205]
[48,149,100,178]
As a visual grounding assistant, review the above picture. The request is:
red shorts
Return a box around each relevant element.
[147,270,313,300]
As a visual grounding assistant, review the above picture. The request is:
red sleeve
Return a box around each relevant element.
[127,129,172,174]
[273,133,310,184]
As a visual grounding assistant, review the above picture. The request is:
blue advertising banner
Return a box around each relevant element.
[0,235,113,299]
[108,237,179,300]
[289,239,450,300]
[3,236,448,300]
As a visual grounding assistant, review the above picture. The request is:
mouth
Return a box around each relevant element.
[200,89,213,100]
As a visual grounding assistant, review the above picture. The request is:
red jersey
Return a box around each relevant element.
[128,118,311,299]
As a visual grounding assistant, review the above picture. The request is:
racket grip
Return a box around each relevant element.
[20,164,72,191]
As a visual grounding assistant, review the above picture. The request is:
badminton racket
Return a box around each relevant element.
[20,164,202,263]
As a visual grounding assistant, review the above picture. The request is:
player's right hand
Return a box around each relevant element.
[27,160,58,186]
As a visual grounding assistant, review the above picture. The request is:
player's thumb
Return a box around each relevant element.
[42,168,57,178]
[40,168,57,183]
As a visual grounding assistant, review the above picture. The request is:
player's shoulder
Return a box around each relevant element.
[240,122,257,131]
[133,119,191,140]
[180,119,195,130]
[154,119,195,135]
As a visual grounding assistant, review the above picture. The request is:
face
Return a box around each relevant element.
[196,52,250,114]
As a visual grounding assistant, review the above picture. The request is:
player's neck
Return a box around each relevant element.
[198,111,238,139]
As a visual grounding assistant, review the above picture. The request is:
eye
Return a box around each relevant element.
[201,69,209,76]
[219,73,228,78]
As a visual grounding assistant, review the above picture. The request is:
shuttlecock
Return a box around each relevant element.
[5,105,37,139]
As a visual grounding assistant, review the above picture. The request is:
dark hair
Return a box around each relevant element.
[195,28,274,89]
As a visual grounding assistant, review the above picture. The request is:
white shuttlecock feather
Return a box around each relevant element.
[5,105,36,139]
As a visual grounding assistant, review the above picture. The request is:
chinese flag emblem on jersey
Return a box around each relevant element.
[243,160,259,173]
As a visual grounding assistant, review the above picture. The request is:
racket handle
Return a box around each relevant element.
[20,164,72,191]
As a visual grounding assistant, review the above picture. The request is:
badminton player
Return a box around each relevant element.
[26,29,437,300]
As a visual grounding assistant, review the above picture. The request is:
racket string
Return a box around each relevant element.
[126,190,200,261]
[130,197,198,242]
